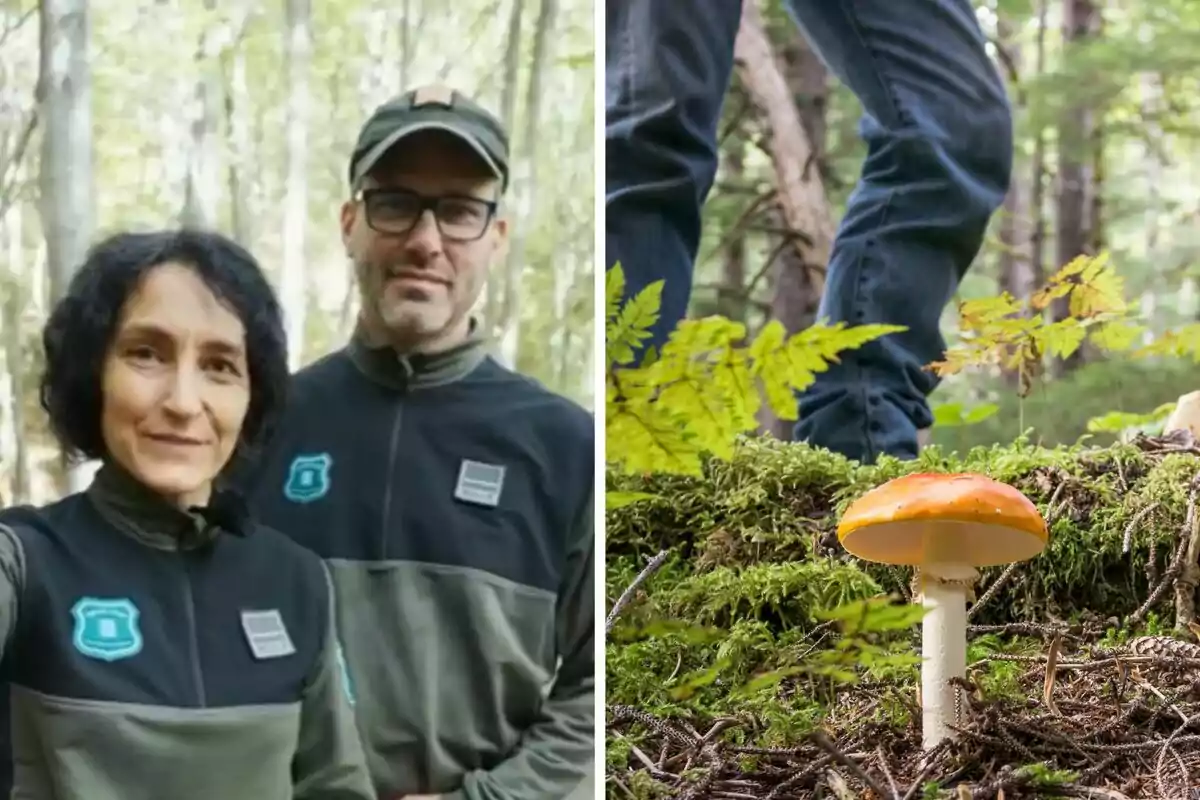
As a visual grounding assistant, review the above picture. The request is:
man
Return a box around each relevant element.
[606,0,1014,464]
[239,85,595,800]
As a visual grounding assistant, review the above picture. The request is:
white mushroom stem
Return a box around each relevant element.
[1163,391,1200,439]
[916,562,979,750]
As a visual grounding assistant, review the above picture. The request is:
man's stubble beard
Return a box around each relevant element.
[373,295,434,346]
[360,282,458,353]
[353,256,479,354]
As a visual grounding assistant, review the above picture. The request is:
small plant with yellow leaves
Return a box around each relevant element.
[929,252,1144,398]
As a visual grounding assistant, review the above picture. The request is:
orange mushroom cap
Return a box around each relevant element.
[836,472,1049,567]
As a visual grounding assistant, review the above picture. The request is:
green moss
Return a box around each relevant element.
[606,434,1200,777]
[966,635,1040,699]
[608,436,1183,630]
[606,617,830,745]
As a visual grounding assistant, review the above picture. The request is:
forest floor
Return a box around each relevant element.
[605,432,1200,799]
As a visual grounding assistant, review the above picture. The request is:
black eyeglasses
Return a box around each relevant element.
[358,188,498,242]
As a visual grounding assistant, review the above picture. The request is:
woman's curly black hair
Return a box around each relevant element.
[40,228,290,467]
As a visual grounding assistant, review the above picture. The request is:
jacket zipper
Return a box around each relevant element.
[180,557,206,707]
[379,358,413,560]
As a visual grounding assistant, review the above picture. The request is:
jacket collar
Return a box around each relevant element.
[86,461,248,551]
[346,319,488,392]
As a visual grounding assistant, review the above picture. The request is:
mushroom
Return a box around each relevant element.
[836,472,1049,749]
[1163,390,1200,442]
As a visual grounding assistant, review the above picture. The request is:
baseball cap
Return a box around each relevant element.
[348,84,510,193]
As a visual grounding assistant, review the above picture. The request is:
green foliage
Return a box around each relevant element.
[605,266,662,366]
[930,249,1200,448]
[52,0,596,400]
[931,400,1000,428]
[608,436,1188,630]
[1022,764,1081,788]
[931,252,1145,396]
[794,596,925,684]
[605,263,903,483]
[607,595,925,744]
[604,268,941,749]
[1086,401,1175,436]
[1134,322,1200,362]
[606,436,1195,752]
[928,355,1200,453]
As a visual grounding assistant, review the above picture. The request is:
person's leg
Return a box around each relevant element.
[786,0,1013,462]
[605,1,744,357]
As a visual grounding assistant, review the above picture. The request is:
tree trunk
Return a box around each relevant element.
[180,0,222,228]
[1138,73,1166,340]
[733,1,834,292]
[499,0,557,368]
[994,15,1036,387]
[554,107,592,394]
[768,35,826,338]
[38,0,95,494]
[397,0,413,91]
[281,0,310,370]
[1051,0,1100,378]
[0,8,38,221]
[1029,0,1048,298]
[738,20,829,439]
[486,0,525,330]
[2,182,29,503]
[718,143,747,324]
[224,12,253,244]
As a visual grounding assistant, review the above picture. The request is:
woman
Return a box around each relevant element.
[0,229,374,799]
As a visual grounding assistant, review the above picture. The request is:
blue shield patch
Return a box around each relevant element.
[284,453,333,503]
[71,597,143,662]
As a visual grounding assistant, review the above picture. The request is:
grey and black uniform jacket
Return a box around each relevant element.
[0,464,374,800]
[242,330,596,799]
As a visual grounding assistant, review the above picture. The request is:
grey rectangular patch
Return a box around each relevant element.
[454,459,506,507]
[241,610,295,660]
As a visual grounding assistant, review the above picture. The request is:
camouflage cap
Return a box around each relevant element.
[348,85,510,193]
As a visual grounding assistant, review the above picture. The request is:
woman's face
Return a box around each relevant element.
[100,262,250,508]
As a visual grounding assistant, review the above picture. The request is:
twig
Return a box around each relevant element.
[968,622,1083,639]
[1127,533,1190,627]
[899,748,945,800]
[968,562,1021,621]
[875,746,900,799]
[606,774,637,799]
[1043,632,1063,716]
[1134,675,1189,725]
[1122,501,1159,554]
[1114,453,1129,495]
[1175,476,1200,629]
[824,769,856,800]
[1156,708,1199,795]
[764,754,834,799]
[809,730,890,799]
[985,653,1200,670]
[606,550,670,634]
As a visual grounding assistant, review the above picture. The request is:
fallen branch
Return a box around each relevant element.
[605,549,670,634]
[967,562,1021,621]
[1175,476,1200,629]
[810,730,891,799]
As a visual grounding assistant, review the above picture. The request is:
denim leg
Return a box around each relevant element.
[787,0,1013,462]
[605,0,743,358]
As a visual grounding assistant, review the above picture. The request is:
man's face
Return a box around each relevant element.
[341,131,507,351]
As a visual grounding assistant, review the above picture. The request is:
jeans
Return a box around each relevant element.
[606,0,1013,463]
